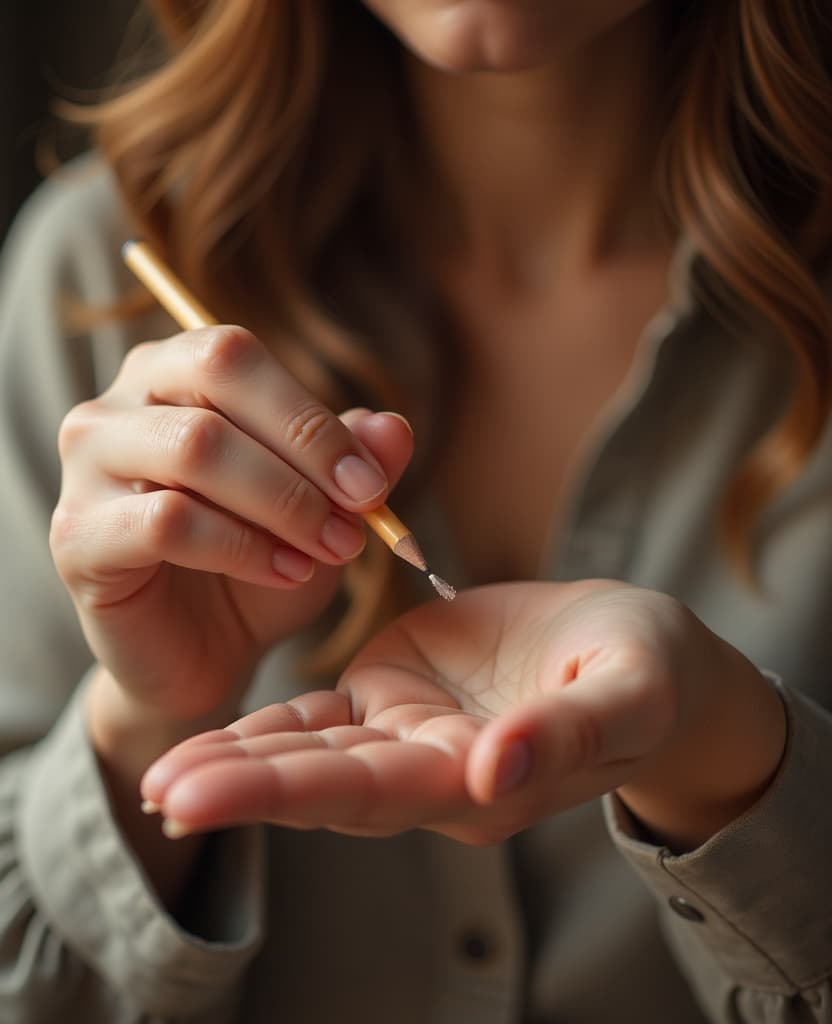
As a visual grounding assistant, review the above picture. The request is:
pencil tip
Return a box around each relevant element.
[393,533,428,571]
[428,573,457,601]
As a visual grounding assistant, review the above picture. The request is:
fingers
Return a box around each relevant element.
[56,327,416,582]
[141,693,351,798]
[66,403,366,566]
[51,489,317,592]
[106,326,393,511]
[141,661,665,840]
[466,655,675,807]
[140,696,480,836]
[341,409,414,492]
[144,735,468,835]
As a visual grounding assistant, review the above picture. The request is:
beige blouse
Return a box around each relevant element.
[0,159,831,1023]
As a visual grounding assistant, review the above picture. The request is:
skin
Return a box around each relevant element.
[57,330,414,902]
[360,0,655,73]
[143,582,784,854]
[50,0,787,908]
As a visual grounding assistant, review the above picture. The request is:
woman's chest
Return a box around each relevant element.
[435,267,668,583]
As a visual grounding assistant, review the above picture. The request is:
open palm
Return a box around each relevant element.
[142,579,711,843]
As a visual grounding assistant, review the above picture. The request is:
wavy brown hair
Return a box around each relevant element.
[662,0,832,569]
[79,0,832,665]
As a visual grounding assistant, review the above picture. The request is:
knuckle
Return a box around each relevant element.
[269,473,320,528]
[109,340,159,394]
[57,401,100,459]
[120,339,157,376]
[282,399,337,454]
[193,325,259,381]
[165,408,225,473]
[48,502,80,558]
[49,501,96,590]
[141,490,193,550]
[221,521,255,569]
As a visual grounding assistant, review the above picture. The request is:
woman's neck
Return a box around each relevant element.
[403,4,671,287]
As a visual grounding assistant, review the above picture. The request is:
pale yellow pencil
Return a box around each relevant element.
[122,240,455,600]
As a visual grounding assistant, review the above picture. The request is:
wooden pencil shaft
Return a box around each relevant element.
[122,240,421,562]
[123,241,218,330]
[362,507,409,548]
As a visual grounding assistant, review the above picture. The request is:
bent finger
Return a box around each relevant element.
[466,659,673,806]
[52,489,316,595]
[108,325,392,511]
[340,409,414,493]
[69,403,365,567]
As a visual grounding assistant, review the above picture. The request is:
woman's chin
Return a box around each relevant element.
[399,6,559,75]
[409,37,553,75]
[414,41,552,75]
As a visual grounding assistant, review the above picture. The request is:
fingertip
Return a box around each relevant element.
[338,407,374,429]
[140,763,166,808]
[140,731,241,806]
[467,734,534,804]
[161,818,192,840]
[348,411,414,491]
[272,545,316,583]
[375,411,413,436]
[339,408,412,437]
[466,712,537,805]
[492,739,533,797]
[163,757,278,829]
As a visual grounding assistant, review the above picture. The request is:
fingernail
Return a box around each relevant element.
[162,818,191,840]
[333,454,387,504]
[321,512,365,560]
[494,740,532,796]
[378,411,413,435]
[141,799,160,815]
[272,545,315,582]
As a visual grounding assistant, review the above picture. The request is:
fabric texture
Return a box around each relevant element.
[0,159,831,1023]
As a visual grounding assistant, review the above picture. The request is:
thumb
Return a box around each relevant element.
[340,408,414,494]
[465,655,676,807]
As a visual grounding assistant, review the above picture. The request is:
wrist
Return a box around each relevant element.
[87,666,240,780]
[617,641,787,851]
[85,666,232,910]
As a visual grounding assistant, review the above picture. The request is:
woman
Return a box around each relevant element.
[0,1,830,1020]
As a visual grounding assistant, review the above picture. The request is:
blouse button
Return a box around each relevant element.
[457,928,498,964]
[668,896,705,922]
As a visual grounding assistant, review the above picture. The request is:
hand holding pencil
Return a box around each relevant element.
[51,241,449,762]
[122,240,454,601]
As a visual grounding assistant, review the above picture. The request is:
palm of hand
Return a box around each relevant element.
[142,580,691,841]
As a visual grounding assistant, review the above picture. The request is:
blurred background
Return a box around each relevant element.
[0,0,143,242]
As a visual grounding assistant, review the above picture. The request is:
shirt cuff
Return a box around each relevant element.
[16,676,265,1017]
[604,678,832,992]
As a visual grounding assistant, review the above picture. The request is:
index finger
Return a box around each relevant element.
[115,325,391,511]
[157,740,470,835]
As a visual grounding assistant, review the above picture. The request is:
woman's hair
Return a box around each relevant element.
[81,0,832,664]
[662,0,832,571]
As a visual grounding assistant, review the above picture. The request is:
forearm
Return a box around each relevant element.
[87,666,240,910]
[616,640,787,852]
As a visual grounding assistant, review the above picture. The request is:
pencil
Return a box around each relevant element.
[122,239,456,600]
